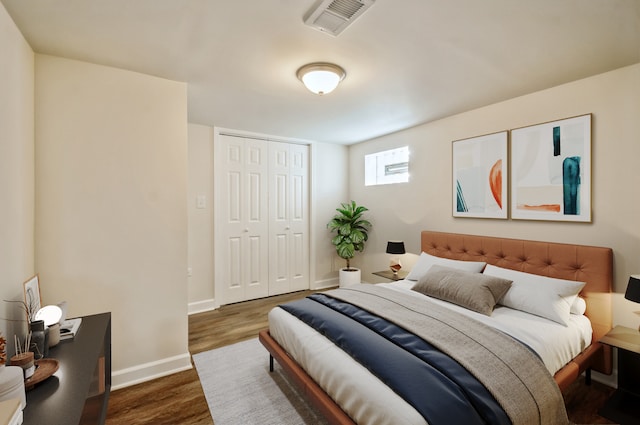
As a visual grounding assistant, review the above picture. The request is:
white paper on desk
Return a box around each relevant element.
[59,317,82,340]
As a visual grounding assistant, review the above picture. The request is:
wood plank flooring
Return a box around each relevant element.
[106,289,617,425]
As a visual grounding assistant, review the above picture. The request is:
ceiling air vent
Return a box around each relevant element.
[304,0,376,36]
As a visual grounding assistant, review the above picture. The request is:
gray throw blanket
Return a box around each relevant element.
[326,284,569,425]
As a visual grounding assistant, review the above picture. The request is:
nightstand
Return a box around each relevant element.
[372,270,408,281]
[598,325,640,424]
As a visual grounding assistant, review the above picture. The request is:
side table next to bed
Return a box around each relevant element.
[599,325,640,425]
[372,270,408,281]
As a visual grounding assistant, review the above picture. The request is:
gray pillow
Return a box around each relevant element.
[411,265,512,316]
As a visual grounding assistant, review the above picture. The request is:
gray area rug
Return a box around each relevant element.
[193,338,329,425]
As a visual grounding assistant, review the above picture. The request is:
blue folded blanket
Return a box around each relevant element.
[280,293,511,425]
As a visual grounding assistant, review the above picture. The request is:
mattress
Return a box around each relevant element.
[268,281,592,425]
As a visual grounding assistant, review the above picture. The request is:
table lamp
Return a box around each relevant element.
[624,274,640,331]
[386,241,405,276]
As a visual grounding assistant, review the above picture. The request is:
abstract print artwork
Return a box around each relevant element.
[452,131,508,219]
[510,114,591,222]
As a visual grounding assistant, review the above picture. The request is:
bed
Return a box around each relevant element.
[259,231,613,424]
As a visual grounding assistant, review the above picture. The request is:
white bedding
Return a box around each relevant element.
[268,281,593,425]
[270,306,428,425]
[383,280,593,375]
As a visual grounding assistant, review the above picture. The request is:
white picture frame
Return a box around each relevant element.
[452,131,508,219]
[510,114,591,222]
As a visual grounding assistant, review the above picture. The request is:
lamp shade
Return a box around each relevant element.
[34,305,63,326]
[625,275,640,303]
[296,63,345,95]
[386,241,405,255]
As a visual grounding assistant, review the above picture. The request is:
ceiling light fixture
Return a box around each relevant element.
[296,62,346,95]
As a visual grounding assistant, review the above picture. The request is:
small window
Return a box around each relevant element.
[365,146,409,186]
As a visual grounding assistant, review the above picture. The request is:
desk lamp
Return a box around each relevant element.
[624,275,640,331]
[386,241,405,276]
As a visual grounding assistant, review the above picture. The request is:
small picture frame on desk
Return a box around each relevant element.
[23,274,42,321]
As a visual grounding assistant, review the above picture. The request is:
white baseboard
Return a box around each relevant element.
[312,278,338,290]
[591,369,617,388]
[188,298,217,315]
[111,352,193,390]
[188,282,339,311]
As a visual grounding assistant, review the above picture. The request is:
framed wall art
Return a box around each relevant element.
[23,274,42,321]
[510,114,591,222]
[452,131,508,219]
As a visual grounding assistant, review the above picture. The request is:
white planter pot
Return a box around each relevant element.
[339,268,361,287]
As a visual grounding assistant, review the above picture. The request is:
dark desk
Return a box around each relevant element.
[23,312,111,425]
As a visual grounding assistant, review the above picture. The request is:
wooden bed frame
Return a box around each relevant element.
[259,231,613,424]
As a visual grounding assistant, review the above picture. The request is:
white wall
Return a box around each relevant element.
[311,142,350,288]
[34,55,190,388]
[350,63,640,328]
[0,3,35,347]
[187,123,215,313]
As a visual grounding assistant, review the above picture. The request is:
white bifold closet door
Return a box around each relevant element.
[268,141,309,296]
[216,134,309,305]
[218,135,270,305]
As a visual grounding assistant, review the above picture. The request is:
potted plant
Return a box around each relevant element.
[327,201,372,286]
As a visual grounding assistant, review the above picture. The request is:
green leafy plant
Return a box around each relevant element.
[0,332,6,366]
[327,201,372,270]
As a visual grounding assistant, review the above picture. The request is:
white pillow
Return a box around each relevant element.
[483,264,585,326]
[570,296,587,315]
[406,252,486,281]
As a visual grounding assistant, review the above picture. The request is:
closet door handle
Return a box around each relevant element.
[244,228,249,232]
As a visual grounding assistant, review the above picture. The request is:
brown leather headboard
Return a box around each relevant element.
[420,231,613,343]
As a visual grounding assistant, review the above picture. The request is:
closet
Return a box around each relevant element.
[214,133,309,305]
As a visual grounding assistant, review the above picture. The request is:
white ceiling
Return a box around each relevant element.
[2,0,639,144]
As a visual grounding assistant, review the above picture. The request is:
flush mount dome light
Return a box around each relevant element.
[296,62,346,95]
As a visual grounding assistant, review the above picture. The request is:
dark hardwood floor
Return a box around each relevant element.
[106,289,617,425]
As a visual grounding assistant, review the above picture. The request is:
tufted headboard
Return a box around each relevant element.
[421,230,613,383]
